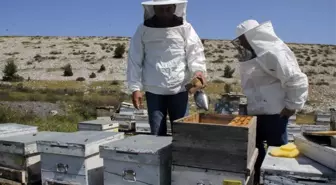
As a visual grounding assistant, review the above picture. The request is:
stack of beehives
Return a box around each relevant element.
[0,123,125,185]
[170,113,258,185]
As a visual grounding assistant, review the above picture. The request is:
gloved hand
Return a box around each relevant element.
[132,91,143,110]
[194,71,207,87]
[185,77,204,94]
[280,107,296,118]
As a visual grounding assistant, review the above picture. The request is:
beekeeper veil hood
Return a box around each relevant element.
[232,19,285,61]
[142,0,188,21]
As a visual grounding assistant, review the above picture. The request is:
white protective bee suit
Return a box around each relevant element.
[126,0,207,95]
[233,20,309,115]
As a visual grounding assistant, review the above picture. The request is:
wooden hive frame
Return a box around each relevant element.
[172,113,257,174]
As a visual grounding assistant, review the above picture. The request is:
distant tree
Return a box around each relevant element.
[63,64,73,76]
[223,65,235,78]
[3,58,17,77]
[113,43,126,58]
[89,72,96,78]
[98,64,106,73]
[2,58,24,82]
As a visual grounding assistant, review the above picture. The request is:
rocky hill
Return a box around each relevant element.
[0,36,335,112]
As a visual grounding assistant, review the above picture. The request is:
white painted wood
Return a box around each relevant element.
[37,131,124,157]
[38,131,124,185]
[78,119,119,132]
[261,146,336,185]
[0,123,38,138]
[171,165,252,185]
[41,153,104,185]
[100,135,172,185]
[135,122,151,134]
[135,121,171,135]
[294,134,336,171]
[0,132,60,184]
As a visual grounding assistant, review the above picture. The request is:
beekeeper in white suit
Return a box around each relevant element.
[232,19,309,184]
[127,0,207,136]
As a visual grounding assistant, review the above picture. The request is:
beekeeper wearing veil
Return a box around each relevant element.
[232,19,309,184]
[126,0,207,136]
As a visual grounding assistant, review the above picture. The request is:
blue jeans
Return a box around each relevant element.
[145,91,189,136]
[254,114,288,184]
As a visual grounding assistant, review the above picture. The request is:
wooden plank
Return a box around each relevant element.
[173,122,250,141]
[303,131,336,136]
[171,165,250,185]
[0,166,25,184]
[331,136,336,148]
[172,113,256,173]
[294,134,336,171]
[0,178,23,185]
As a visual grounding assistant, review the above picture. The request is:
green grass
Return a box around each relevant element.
[0,80,128,132]
[0,105,87,132]
[0,80,319,132]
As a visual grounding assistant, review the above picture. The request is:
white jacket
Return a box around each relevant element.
[127,22,206,95]
[236,20,309,115]
[126,1,206,95]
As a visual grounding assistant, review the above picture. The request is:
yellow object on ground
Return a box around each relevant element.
[270,143,300,158]
[223,180,242,185]
[280,143,297,151]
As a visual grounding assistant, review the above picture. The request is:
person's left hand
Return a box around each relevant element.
[280,107,296,118]
[194,71,206,87]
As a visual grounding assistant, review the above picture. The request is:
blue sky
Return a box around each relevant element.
[1,0,335,44]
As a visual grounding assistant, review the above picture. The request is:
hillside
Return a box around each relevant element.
[0,36,336,112]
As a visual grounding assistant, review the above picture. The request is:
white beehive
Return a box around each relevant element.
[100,135,172,185]
[78,119,119,132]
[136,120,172,135]
[0,131,58,185]
[37,131,124,185]
[0,123,38,138]
[261,146,336,185]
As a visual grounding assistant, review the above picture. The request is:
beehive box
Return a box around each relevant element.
[0,123,38,138]
[112,114,137,132]
[0,132,58,185]
[136,120,172,135]
[287,124,329,142]
[172,113,257,174]
[78,119,119,132]
[261,146,336,185]
[100,135,172,185]
[171,165,255,185]
[37,131,124,185]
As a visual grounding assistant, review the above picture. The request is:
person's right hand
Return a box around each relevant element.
[132,91,143,110]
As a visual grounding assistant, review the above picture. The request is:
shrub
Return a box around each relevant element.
[2,59,24,82]
[98,64,106,73]
[89,72,96,78]
[306,56,311,61]
[76,77,86,81]
[111,80,121,85]
[49,51,62,55]
[113,43,126,58]
[63,64,73,76]
[223,65,235,78]
[3,58,17,77]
